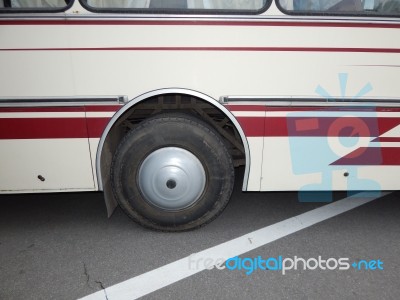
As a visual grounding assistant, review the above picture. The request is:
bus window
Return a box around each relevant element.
[376,0,400,13]
[84,0,267,11]
[279,0,400,14]
[0,0,70,9]
[85,0,150,8]
[187,0,266,9]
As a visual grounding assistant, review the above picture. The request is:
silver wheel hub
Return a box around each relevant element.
[138,147,206,210]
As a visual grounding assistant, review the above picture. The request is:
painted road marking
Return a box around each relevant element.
[79,191,389,300]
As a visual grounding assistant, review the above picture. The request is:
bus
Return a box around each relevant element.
[1,0,400,231]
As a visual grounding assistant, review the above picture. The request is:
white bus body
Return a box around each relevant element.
[1,0,400,230]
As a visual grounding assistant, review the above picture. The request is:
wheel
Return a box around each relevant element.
[111,113,235,231]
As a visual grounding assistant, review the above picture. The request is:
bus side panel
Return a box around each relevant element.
[0,107,95,192]
[261,107,400,191]
[0,105,119,193]
[2,17,400,193]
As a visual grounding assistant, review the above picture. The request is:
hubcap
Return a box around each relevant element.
[138,147,206,210]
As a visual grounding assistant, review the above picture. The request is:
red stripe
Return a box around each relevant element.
[372,137,400,142]
[0,118,88,139]
[2,46,400,53]
[86,118,110,138]
[2,105,399,139]
[228,106,400,112]
[0,105,119,139]
[0,117,113,139]
[266,106,395,112]
[0,107,84,113]
[0,106,120,113]
[331,147,400,165]
[235,117,265,137]
[226,106,400,137]
[229,106,400,112]
[235,116,400,137]
[267,117,384,137]
[265,117,287,137]
[377,118,400,136]
[1,19,400,29]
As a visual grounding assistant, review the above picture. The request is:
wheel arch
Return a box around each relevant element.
[96,88,251,215]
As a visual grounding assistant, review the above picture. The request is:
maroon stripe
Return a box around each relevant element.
[377,118,400,136]
[0,107,85,113]
[236,116,400,137]
[86,118,110,138]
[0,117,114,139]
[266,107,400,112]
[0,104,120,139]
[1,105,399,139]
[266,117,384,137]
[227,106,400,137]
[264,117,288,137]
[0,106,120,113]
[235,117,265,137]
[1,116,399,138]
[372,137,400,142]
[228,106,400,112]
[0,118,88,139]
[1,19,400,29]
[2,46,400,53]
[331,147,400,165]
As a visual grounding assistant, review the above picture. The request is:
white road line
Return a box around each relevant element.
[79,191,389,300]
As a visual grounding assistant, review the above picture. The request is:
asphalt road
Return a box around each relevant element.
[0,168,399,300]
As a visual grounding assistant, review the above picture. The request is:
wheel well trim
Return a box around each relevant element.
[96,88,251,191]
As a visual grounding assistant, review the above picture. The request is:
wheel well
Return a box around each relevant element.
[99,92,246,215]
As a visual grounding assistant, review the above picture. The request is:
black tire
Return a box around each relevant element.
[111,113,234,231]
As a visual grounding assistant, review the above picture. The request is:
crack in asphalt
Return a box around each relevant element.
[83,262,109,300]
[95,280,109,300]
[83,262,90,286]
